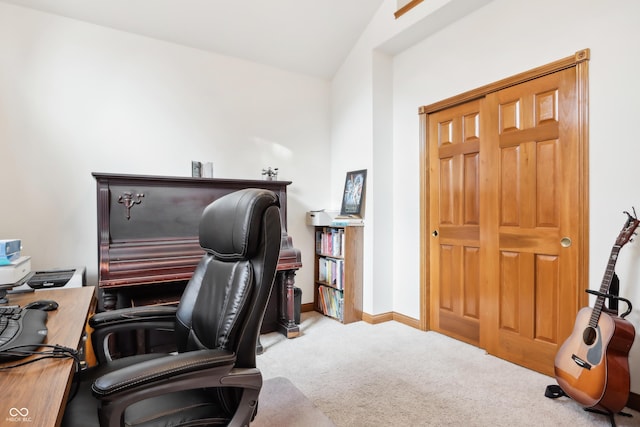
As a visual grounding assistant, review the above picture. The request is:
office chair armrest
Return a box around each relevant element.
[89,305,178,328]
[89,306,178,363]
[92,349,237,396]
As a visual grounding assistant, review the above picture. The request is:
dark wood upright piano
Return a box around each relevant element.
[93,172,302,339]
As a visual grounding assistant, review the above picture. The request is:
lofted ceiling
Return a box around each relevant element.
[0,0,385,80]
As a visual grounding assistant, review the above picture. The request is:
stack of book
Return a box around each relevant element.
[316,228,345,257]
[318,257,344,290]
[317,285,344,320]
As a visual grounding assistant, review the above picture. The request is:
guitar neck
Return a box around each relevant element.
[589,245,621,327]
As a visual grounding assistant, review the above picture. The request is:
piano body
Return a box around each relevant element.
[93,172,302,339]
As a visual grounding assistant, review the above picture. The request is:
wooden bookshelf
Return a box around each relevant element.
[313,225,363,324]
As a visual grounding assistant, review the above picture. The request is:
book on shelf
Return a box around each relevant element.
[317,257,344,290]
[317,284,344,320]
[316,227,345,257]
[331,217,364,227]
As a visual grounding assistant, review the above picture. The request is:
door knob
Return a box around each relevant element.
[432,230,438,237]
[560,237,572,247]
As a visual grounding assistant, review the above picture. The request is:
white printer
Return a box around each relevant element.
[10,266,86,291]
[0,256,32,285]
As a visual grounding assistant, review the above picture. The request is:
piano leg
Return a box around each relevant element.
[101,289,118,311]
[277,269,300,338]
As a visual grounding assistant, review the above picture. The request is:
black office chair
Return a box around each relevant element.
[62,188,282,427]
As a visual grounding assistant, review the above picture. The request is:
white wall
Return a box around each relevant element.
[334,0,640,393]
[0,3,331,304]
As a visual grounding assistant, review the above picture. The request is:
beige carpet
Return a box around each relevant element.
[257,312,640,427]
[253,377,336,426]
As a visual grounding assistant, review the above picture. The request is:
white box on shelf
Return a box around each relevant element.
[306,210,339,227]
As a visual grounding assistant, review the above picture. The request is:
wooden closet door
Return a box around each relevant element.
[429,99,482,346]
[481,67,581,376]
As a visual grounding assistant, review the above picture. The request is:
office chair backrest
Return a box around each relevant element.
[175,188,282,368]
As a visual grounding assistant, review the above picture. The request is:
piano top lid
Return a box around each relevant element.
[92,172,292,186]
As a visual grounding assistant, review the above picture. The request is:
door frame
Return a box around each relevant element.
[418,49,590,331]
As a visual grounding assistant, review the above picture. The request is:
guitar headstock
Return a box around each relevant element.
[616,207,640,247]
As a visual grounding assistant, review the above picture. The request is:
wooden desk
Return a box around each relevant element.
[0,287,96,427]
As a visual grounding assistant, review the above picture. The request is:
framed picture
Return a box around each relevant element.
[340,169,367,217]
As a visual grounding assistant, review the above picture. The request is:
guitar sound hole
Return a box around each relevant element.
[583,327,597,345]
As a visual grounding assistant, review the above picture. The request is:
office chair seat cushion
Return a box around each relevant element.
[199,188,279,260]
[122,388,235,427]
[67,383,234,427]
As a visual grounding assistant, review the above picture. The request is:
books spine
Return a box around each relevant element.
[317,284,344,321]
[317,227,350,258]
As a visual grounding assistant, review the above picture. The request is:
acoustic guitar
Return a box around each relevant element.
[554,211,638,414]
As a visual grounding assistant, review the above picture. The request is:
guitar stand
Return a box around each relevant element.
[545,386,633,427]
[584,407,632,427]
[585,288,633,319]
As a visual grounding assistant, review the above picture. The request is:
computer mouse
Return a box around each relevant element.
[24,300,59,311]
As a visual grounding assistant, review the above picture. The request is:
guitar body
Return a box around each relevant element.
[555,306,635,413]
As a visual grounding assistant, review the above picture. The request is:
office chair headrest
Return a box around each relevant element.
[199,188,280,260]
